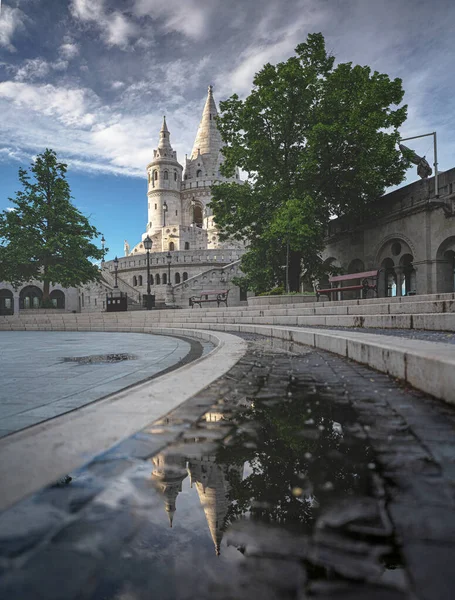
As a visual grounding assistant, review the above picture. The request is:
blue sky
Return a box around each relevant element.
[1,0,454,260]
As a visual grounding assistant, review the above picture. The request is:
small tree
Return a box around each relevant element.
[211,33,410,292]
[0,149,104,302]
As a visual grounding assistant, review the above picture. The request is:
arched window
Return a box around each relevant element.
[0,289,14,315]
[138,275,143,286]
[194,204,203,227]
[156,274,160,285]
[153,171,158,181]
[133,276,137,286]
[169,242,175,251]
[184,242,190,250]
[164,171,169,180]
[162,273,167,285]
[196,170,202,178]
[19,285,42,309]
[183,272,188,281]
[150,274,154,285]
[175,272,181,284]
[174,172,177,181]
[50,290,65,308]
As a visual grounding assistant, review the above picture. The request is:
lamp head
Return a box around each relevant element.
[163,201,168,211]
[114,256,119,267]
[166,251,172,264]
[144,235,153,251]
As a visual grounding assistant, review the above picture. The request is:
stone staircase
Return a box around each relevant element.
[2,292,455,404]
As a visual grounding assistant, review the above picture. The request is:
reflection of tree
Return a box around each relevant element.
[217,382,373,531]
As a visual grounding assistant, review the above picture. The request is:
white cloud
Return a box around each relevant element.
[0,5,25,51]
[5,207,16,212]
[59,41,79,60]
[133,0,211,40]
[14,57,50,81]
[111,80,125,89]
[70,0,138,48]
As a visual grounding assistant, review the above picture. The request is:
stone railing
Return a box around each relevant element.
[101,267,141,304]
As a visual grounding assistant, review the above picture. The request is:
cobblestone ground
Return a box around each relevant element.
[298,325,455,344]
[0,333,454,599]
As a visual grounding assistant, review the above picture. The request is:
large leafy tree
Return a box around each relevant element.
[0,149,104,302]
[211,33,410,293]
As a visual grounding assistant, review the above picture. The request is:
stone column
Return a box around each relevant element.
[395,267,404,297]
[13,291,20,315]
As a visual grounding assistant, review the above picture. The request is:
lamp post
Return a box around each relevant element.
[113,256,119,288]
[101,235,105,266]
[144,235,153,310]
[166,251,172,286]
[163,200,168,227]
[399,131,439,198]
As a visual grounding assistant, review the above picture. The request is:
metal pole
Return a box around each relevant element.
[167,260,171,285]
[114,267,118,288]
[433,131,439,198]
[285,238,290,294]
[146,249,151,309]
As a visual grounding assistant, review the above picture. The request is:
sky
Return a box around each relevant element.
[0,0,454,260]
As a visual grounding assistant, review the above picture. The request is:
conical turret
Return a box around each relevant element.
[158,116,172,151]
[190,85,222,163]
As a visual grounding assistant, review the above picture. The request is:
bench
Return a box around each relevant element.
[316,270,379,301]
[189,289,229,308]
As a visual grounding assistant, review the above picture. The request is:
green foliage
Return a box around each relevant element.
[258,286,284,296]
[211,33,410,293]
[0,149,104,299]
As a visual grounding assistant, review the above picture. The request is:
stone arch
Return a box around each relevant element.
[436,236,455,292]
[162,273,167,285]
[175,272,181,284]
[138,275,143,286]
[376,236,416,297]
[20,285,42,309]
[374,234,416,266]
[196,170,202,178]
[169,241,175,251]
[133,275,137,286]
[193,204,203,227]
[183,272,188,281]
[49,289,65,308]
[164,170,169,180]
[156,274,161,285]
[0,289,14,315]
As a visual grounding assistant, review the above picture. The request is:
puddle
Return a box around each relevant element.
[62,353,138,364]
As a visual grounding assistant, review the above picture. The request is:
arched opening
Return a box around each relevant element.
[399,254,415,296]
[381,258,397,297]
[174,172,177,181]
[347,258,365,273]
[175,272,181,284]
[154,171,158,182]
[0,289,14,315]
[20,285,42,309]
[49,290,65,308]
[436,236,455,292]
[156,274,161,285]
[194,204,203,228]
[138,275,143,286]
[184,242,190,250]
[169,242,175,251]
[162,273,167,285]
[196,170,202,178]
[183,272,188,281]
[318,257,339,292]
[150,274,154,285]
[164,171,169,180]
[133,276,137,286]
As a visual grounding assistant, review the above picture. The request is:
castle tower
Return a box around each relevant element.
[146,116,183,240]
[151,452,188,528]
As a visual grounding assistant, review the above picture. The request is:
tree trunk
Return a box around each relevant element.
[289,251,301,293]
[42,278,50,303]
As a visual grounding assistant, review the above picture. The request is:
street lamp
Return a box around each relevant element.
[113,256,119,288]
[144,235,153,310]
[163,200,168,227]
[101,235,105,265]
[166,251,172,285]
[399,131,439,197]
[191,197,195,226]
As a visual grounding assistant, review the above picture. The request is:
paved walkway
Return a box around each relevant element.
[0,333,454,599]
[0,331,194,438]
[297,325,455,344]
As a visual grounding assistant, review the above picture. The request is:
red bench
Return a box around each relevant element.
[316,270,379,301]
[189,289,229,308]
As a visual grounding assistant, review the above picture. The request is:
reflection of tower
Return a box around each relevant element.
[151,452,188,527]
[187,412,244,556]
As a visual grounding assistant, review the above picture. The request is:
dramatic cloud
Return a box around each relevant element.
[70,0,138,48]
[0,5,25,51]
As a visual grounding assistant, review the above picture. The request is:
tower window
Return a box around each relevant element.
[155,204,157,209]
[175,210,178,216]
[174,172,177,181]
[196,170,202,178]
[154,171,158,180]
[164,171,169,180]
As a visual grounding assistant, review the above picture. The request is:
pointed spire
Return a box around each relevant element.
[166,507,175,528]
[158,115,173,150]
[191,85,222,161]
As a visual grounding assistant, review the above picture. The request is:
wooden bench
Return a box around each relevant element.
[189,289,229,308]
[316,270,379,301]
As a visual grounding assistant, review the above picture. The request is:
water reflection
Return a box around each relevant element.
[151,379,375,557]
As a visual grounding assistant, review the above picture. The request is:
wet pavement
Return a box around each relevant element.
[0,333,454,599]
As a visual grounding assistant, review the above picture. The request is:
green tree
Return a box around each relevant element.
[0,149,104,303]
[211,33,409,293]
